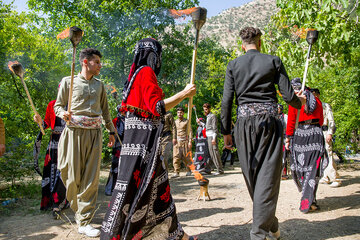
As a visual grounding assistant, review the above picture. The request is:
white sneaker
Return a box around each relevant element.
[330,181,341,188]
[78,224,100,237]
[319,178,329,184]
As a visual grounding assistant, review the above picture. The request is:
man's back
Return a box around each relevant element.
[227,49,281,105]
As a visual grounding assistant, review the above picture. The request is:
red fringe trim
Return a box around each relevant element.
[120,105,160,119]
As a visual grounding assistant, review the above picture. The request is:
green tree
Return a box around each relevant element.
[263,0,360,151]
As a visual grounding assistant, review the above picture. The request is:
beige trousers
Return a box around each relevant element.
[207,136,224,173]
[58,127,102,226]
[160,134,172,171]
[173,141,191,174]
[321,133,341,183]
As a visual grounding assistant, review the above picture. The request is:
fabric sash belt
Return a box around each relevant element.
[237,102,278,118]
[299,119,320,125]
[69,115,102,129]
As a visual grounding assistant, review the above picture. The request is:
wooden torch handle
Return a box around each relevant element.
[66,47,77,125]
[187,47,198,135]
[20,77,45,135]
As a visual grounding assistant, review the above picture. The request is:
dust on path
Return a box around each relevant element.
[0,167,359,240]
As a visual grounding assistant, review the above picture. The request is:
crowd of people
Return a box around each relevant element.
[0,27,343,240]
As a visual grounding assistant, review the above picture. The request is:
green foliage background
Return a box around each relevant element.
[0,0,359,184]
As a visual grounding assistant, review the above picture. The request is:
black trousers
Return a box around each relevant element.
[234,114,283,240]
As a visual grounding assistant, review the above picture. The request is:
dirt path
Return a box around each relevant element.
[0,166,359,240]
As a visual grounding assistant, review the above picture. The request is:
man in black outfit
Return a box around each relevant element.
[221,27,306,240]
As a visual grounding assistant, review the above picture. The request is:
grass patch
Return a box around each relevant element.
[0,180,43,216]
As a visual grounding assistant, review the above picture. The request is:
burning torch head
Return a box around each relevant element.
[8,61,24,78]
[306,30,319,45]
[198,177,209,186]
[191,7,207,31]
[69,26,83,47]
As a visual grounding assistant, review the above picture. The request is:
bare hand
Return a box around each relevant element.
[285,137,291,150]
[326,134,332,144]
[188,142,192,149]
[63,111,72,122]
[108,135,115,147]
[285,141,290,151]
[212,139,216,145]
[223,134,233,150]
[296,90,307,106]
[173,139,177,145]
[0,144,5,157]
[33,114,43,125]
[183,84,196,98]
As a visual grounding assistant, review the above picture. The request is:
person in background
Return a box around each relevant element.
[203,103,224,175]
[160,111,176,172]
[33,100,68,218]
[285,79,327,213]
[311,88,341,188]
[278,104,290,180]
[105,108,125,196]
[194,118,211,174]
[172,107,193,178]
[0,117,5,157]
[221,27,305,240]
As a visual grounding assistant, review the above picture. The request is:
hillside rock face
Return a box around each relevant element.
[201,0,277,49]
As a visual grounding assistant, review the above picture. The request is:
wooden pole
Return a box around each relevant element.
[295,44,312,129]
[66,46,77,125]
[187,29,200,135]
[19,77,45,135]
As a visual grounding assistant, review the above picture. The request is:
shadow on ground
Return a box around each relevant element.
[195,216,360,240]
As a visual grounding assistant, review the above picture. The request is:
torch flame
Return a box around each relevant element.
[7,61,19,74]
[288,25,317,39]
[57,28,70,39]
[169,7,198,18]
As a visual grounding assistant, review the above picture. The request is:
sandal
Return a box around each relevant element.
[52,207,61,219]
[189,236,198,240]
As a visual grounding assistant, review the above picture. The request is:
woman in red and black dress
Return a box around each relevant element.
[285,78,328,213]
[33,100,68,217]
[101,38,197,240]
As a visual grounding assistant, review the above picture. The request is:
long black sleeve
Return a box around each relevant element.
[275,58,302,109]
[221,62,235,135]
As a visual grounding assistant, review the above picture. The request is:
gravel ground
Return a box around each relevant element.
[0,165,359,240]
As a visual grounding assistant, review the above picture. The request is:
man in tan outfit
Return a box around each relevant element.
[0,117,5,157]
[54,48,115,237]
[311,89,341,188]
[160,112,176,171]
[171,107,192,178]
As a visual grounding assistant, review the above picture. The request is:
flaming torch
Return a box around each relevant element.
[186,151,211,201]
[8,61,45,135]
[295,30,319,128]
[57,26,83,124]
[170,7,210,200]
[169,7,207,133]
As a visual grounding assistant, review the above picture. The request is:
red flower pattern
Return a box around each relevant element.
[132,230,143,240]
[160,185,171,203]
[44,154,50,166]
[300,198,310,210]
[133,169,141,188]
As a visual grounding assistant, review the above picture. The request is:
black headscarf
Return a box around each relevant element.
[130,38,162,79]
[290,78,317,114]
[123,38,162,102]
